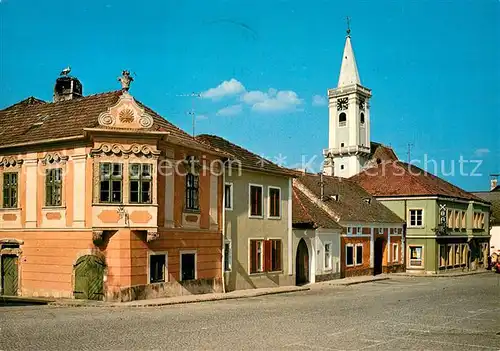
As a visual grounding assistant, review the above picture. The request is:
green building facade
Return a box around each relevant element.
[379,197,490,274]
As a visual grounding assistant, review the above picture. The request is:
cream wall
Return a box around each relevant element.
[224,169,294,290]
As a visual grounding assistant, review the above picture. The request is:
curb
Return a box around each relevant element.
[1,296,54,305]
[392,270,492,278]
[48,286,310,308]
[310,276,390,289]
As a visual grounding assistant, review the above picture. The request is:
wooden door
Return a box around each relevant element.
[295,239,309,285]
[73,255,105,300]
[1,255,18,296]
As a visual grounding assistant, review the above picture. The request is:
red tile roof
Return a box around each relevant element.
[351,161,486,203]
[196,134,296,177]
[0,91,214,152]
[296,173,404,224]
[292,187,343,229]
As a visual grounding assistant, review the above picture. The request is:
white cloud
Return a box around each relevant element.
[216,104,243,117]
[312,94,327,107]
[201,79,303,114]
[251,90,302,113]
[474,148,490,157]
[241,90,268,104]
[201,78,245,100]
[196,114,208,121]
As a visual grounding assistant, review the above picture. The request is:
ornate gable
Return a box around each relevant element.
[98,92,153,129]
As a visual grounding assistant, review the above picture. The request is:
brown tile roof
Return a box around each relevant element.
[369,142,398,162]
[0,91,213,152]
[296,173,404,224]
[350,161,487,203]
[473,191,500,225]
[196,134,296,177]
[292,187,343,229]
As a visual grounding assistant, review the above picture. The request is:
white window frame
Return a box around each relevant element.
[345,244,354,267]
[267,186,282,219]
[147,251,168,284]
[179,250,197,281]
[357,227,362,235]
[324,241,333,270]
[408,209,424,228]
[355,244,363,266]
[392,243,399,263]
[379,227,384,234]
[407,245,424,268]
[249,238,264,274]
[224,239,232,272]
[248,183,264,219]
[224,182,233,211]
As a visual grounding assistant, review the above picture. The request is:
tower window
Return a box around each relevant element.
[340,165,345,170]
[339,112,347,127]
[360,112,365,124]
[340,143,345,148]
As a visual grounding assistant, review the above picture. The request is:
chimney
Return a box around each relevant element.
[53,69,83,102]
[491,174,499,191]
[320,173,325,201]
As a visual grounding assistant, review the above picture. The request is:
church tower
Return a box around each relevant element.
[323,26,372,177]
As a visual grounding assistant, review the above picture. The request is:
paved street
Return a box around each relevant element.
[1,274,499,350]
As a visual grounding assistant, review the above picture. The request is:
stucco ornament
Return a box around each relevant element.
[97,81,154,129]
[0,156,23,168]
[90,143,161,157]
[118,70,134,91]
[146,230,159,242]
[41,153,69,165]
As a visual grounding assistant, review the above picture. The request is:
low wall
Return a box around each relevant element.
[106,278,223,302]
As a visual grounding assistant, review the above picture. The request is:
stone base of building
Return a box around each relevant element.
[106,278,223,302]
[343,268,374,278]
[383,264,405,273]
[315,272,341,282]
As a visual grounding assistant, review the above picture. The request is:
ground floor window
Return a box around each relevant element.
[455,245,461,266]
[249,239,282,273]
[409,246,423,267]
[224,240,232,272]
[269,239,282,272]
[346,245,354,266]
[447,245,454,266]
[149,253,167,283]
[180,252,196,281]
[250,240,264,273]
[324,242,332,270]
[392,243,399,263]
[462,244,468,265]
[355,244,363,265]
[439,245,446,268]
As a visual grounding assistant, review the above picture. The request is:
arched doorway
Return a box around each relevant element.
[296,239,309,285]
[73,255,105,300]
[374,238,386,275]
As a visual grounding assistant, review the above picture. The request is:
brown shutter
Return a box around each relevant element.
[264,240,272,272]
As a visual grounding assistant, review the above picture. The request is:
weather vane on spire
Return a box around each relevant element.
[346,16,351,37]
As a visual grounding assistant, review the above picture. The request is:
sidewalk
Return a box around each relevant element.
[49,285,309,308]
[392,269,492,278]
[308,274,390,290]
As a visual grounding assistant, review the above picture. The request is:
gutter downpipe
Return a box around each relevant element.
[221,159,229,294]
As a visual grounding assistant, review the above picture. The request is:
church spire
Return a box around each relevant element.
[337,19,361,87]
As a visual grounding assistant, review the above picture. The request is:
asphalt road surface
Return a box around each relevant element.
[1,274,499,350]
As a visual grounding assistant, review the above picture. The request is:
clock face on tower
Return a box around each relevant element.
[336,97,348,111]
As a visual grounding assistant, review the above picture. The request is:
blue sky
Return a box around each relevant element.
[1,0,498,191]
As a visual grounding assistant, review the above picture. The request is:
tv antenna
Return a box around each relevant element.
[176,92,201,137]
